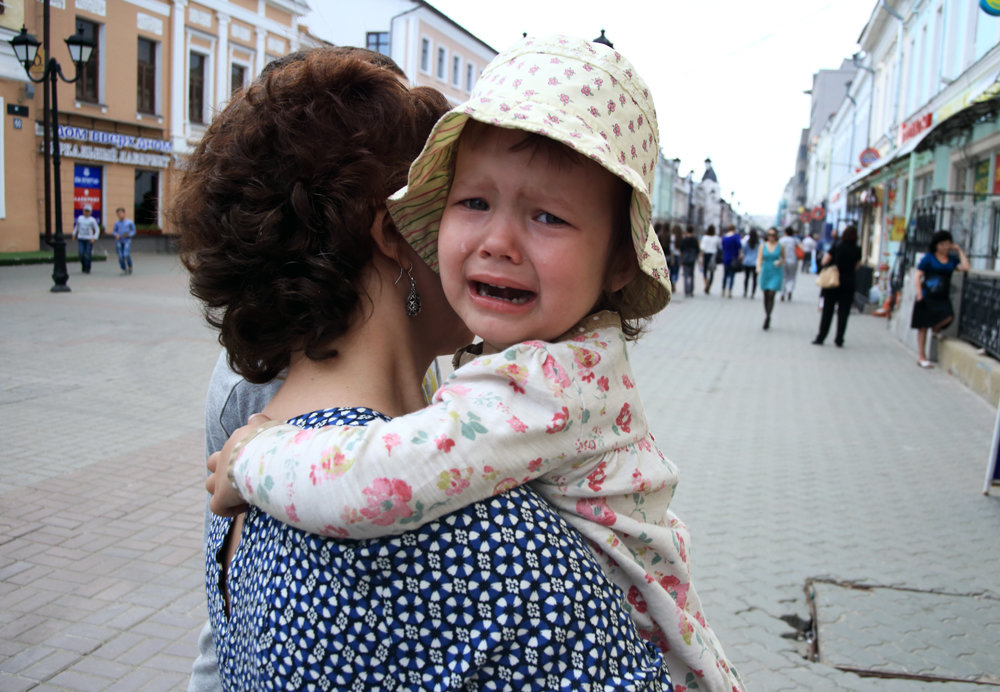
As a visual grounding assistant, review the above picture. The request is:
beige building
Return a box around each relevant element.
[0,0,314,252]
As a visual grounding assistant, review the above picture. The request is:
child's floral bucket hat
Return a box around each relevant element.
[388,34,671,317]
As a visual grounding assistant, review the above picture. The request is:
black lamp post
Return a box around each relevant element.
[10,6,94,292]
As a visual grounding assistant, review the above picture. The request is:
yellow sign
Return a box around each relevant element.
[890,217,906,242]
[29,47,46,79]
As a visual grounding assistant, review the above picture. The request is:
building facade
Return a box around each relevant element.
[312,0,497,105]
[0,0,316,253]
[804,0,1000,274]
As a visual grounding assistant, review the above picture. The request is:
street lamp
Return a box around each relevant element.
[10,9,94,292]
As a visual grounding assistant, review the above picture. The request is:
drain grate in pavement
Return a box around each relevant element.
[805,579,1000,685]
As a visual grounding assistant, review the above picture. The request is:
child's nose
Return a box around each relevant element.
[478,216,523,264]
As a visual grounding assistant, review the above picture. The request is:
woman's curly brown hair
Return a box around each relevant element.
[174,47,449,383]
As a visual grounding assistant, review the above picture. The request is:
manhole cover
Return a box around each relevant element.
[807,579,1000,685]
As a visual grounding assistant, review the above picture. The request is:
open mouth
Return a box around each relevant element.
[473,281,536,305]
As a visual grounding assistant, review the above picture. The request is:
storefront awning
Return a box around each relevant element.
[915,96,1000,153]
[844,122,936,193]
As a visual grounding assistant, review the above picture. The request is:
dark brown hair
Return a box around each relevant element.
[175,47,449,383]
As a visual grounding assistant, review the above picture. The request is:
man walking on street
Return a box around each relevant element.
[113,207,136,275]
[72,205,100,274]
[801,232,817,273]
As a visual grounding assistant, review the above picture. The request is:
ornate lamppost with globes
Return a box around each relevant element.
[9,5,94,292]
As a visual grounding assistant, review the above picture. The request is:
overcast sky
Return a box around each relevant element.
[307,1,878,217]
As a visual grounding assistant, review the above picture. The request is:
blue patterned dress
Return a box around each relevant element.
[206,407,672,691]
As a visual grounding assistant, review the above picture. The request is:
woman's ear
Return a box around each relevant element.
[369,209,403,264]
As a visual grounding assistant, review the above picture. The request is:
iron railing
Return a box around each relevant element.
[958,273,1000,360]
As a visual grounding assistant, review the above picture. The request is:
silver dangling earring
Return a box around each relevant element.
[394,264,421,317]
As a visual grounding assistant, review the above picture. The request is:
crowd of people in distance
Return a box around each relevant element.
[655,222,970,361]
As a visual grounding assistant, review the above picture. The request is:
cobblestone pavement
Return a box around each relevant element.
[1,254,998,691]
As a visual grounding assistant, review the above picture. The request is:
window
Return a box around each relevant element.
[366,31,389,56]
[75,18,100,102]
[466,62,475,92]
[420,38,430,73]
[189,52,206,124]
[134,170,159,227]
[137,38,156,114]
[452,55,461,86]
[436,46,446,80]
[230,63,246,96]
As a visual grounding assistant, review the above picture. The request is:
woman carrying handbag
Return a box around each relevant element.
[812,226,861,347]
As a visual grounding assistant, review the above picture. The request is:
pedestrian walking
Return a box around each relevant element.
[757,227,784,330]
[71,205,100,274]
[670,224,683,291]
[812,225,862,347]
[741,228,760,298]
[720,224,742,298]
[680,225,699,297]
[655,221,677,292]
[700,224,721,295]
[911,230,970,368]
[778,226,799,300]
[113,207,136,275]
[801,232,817,273]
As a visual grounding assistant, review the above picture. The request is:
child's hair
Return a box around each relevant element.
[174,47,449,383]
[388,35,671,341]
[115,207,125,213]
[705,225,716,236]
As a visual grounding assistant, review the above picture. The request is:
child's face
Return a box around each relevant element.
[438,126,630,352]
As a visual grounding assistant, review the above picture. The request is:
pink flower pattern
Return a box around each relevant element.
[359,478,413,525]
[233,314,740,691]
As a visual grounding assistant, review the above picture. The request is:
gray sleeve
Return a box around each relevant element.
[189,350,281,692]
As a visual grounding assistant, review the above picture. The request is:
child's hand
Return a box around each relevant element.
[206,448,247,516]
[206,414,273,516]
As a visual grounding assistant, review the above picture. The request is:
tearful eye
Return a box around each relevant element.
[536,212,568,225]
[460,198,489,211]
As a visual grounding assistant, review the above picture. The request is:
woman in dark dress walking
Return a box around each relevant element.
[812,225,862,347]
[911,230,970,368]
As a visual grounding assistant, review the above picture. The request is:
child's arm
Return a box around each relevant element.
[220,338,635,538]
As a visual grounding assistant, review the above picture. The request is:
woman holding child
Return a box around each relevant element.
[207,36,743,692]
[180,44,677,689]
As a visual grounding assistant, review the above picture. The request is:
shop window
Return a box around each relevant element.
[230,63,246,96]
[366,31,389,56]
[137,38,156,114]
[189,52,206,124]
[134,170,159,227]
[75,18,100,103]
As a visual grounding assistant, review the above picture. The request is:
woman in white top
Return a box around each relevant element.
[778,227,800,301]
[699,225,722,295]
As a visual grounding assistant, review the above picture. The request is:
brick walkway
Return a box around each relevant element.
[1,254,998,690]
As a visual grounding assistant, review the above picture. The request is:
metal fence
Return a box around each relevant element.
[959,273,1000,360]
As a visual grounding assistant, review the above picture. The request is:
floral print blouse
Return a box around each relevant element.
[231,311,743,692]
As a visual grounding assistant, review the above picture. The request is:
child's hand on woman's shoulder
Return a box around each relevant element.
[206,413,274,517]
